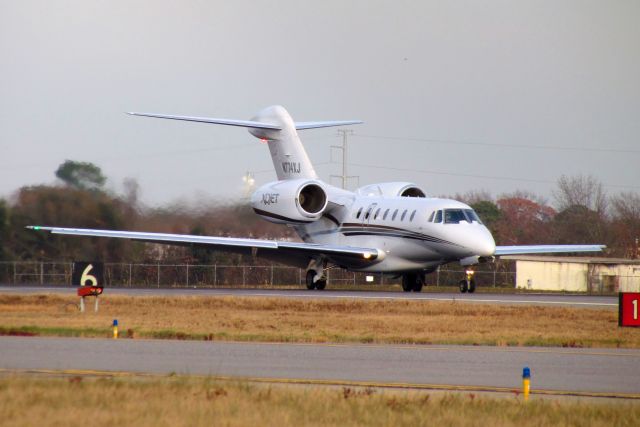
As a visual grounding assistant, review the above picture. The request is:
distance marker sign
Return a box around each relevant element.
[72,262,104,288]
[619,293,640,327]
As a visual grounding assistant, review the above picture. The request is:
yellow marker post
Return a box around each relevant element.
[112,319,118,339]
[522,366,531,401]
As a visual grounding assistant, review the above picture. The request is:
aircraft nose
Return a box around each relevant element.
[475,226,496,256]
[478,226,496,257]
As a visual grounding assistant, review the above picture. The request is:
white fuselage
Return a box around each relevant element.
[291,186,496,273]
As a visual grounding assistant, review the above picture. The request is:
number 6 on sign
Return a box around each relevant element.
[80,264,98,287]
[72,262,104,288]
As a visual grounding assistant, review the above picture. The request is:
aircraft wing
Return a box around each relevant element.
[27,226,382,268]
[494,245,606,256]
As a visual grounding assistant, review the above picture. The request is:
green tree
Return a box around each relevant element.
[0,199,10,260]
[55,160,106,190]
[470,200,501,234]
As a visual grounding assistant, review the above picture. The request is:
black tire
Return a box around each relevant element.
[306,270,317,290]
[468,279,476,293]
[401,274,414,292]
[459,279,468,293]
[412,274,424,292]
[315,279,327,290]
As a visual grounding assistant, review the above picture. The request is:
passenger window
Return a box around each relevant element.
[427,211,434,222]
[434,210,442,223]
[410,210,416,221]
[374,208,381,220]
[365,208,371,220]
[392,209,398,220]
[383,209,389,220]
[401,210,407,221]
[356,207,362,219]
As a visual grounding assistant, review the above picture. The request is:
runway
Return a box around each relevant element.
[0,285,617,308]
[1,336,638,398]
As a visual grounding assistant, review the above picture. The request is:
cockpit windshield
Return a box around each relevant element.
[443,209,483,224]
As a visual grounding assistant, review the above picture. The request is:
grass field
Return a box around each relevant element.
[1,294,638,348]
[0,375,638,427]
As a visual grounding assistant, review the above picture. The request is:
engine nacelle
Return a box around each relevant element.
[251,179,328,224]
[356,182,427,198]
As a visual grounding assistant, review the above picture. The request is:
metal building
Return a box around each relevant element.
[502,256,640,292]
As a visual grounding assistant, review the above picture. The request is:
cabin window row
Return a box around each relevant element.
[355,207,417,222]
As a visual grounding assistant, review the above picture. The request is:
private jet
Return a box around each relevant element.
[29,105,604,292]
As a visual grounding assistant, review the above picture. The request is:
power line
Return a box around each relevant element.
[348,162,640,191]
[353,134,640,154]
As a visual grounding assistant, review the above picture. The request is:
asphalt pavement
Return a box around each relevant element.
[1,337,637,398]
[0,285,617,308]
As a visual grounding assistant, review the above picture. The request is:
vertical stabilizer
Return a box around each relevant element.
[128,105,361,181]
[248,105,317,180]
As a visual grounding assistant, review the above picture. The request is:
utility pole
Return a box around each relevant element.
[331,129,358,189]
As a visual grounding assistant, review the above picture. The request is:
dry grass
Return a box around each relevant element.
[1,294,639,348]
[0,375,638,427]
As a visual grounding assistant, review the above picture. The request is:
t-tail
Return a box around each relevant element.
[128,105,362,180]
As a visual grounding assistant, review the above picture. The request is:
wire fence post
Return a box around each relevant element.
[40,262,44,285]
[436,266,440,287]
[493,265,497,288]
[186,263,189,287]
[298,268,302,286]
[157,263,160,288]
[270,265,274,286]
[13,261,17,284]
[242,266,246,286]
[128,264,132,287]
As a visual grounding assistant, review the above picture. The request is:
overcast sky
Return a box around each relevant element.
[1,1,638,207]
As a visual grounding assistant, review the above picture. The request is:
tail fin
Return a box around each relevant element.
[128,105,362,181]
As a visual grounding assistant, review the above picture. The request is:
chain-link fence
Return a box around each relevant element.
[0,261,516,288]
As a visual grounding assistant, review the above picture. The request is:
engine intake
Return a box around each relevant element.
[356,182,427,198]
[251,179,328,224]
[298,183,326,214]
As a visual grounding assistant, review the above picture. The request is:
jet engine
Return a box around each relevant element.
[251,179,328,224]
[356,182,427,198]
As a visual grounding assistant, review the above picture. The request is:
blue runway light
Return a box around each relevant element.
[113,319,118,327]
[523,366,531,378]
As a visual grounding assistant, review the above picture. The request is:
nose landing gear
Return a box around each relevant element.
[459,269,476,293]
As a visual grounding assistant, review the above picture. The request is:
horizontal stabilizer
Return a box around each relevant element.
[127,112,282,130]
[495,244,606,256]
[295,121,363,130]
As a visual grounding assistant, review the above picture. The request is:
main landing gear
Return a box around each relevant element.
[402,272,424,293]
[305,270,327,290]
[459,269,476,293]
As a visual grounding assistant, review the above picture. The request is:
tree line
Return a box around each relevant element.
[0,161,638,263]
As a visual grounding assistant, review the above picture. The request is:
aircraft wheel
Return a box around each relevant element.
[459,279,468,293]
[401,274,414,292]
[412,274,424,292]
[468,279,476,293]
[305,270,317,290]
[315,279,327,290]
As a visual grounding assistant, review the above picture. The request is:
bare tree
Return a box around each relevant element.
[553,174,608,215]
[610,192,640,258]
